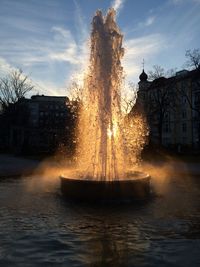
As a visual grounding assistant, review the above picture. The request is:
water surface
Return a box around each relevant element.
[0,174,200,267]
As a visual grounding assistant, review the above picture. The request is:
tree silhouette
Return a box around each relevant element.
[185,49,200,70]
[0,69,34,109]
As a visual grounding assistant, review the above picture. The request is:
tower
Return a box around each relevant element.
[137,67,151,111]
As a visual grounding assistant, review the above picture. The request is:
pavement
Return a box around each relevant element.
[174,162,200,176]
[0,154,40,178]
[142,160,200,177]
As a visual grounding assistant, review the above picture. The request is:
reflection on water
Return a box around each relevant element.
[0,174,200,267]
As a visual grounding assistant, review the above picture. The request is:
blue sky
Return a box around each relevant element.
[0,0,200,96]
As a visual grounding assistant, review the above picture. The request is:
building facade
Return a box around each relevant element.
[136,68,200,150]
[8,95,77,155]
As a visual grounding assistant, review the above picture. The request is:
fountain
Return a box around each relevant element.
[60,8,150,202]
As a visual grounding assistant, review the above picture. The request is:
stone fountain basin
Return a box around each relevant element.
[60,171,151,202]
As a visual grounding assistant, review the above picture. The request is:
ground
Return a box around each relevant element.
[0,154,40,178]
[0,153,200,178]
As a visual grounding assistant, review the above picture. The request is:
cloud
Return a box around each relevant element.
[125,15,156,34]
[0,0,90,97]
[0,23,88,67]
[171,0,183,4]
[0,22,89,96]
[123,34,166,81]
[145,16,156,26]
[0,57,13,76]
[0,56,70,96]
[111,0,126,13]
[49,27,80,65]
[171,0,200,4]
[32,79,67,96]
[49,26,89,70]
[49,47,79,65]
[51,26,72,39]
[73,0,88,41]
[138,16,156,28]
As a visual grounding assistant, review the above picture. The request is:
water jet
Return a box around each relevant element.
[60,8,150,201]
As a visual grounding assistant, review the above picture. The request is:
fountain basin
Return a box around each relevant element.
[60,172,151,202]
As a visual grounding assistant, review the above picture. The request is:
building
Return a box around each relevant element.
[136,68,200,150]
[9,95,78,155]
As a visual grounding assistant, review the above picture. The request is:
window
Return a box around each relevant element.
[182,123,187,133]
[182,137,187,144]
[164,112,170,120]
[194,92,200,107]
[182,110,186,119]
[195,92,200,101]
[163,138,170,146]
[164,123,170,133]
[195,123,200,132]
[182,96,187,105]
[31,110,37,115]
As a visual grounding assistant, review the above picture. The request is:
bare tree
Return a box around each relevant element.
[148,65,165,81]
[0,69,34,109]
[146,78,176,145]
[177,68,200,147]
[121,82,137,114]
[68,80,84,103]
[185,49,200,70]
[148,65,177,81]
[165,68,177,78]
[146,66,179,145]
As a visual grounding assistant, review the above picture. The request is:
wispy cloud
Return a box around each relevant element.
[33,79,68,96]
[0,55,73,97]
[49,26,80,65]
[111,0,126,13]
[0,23,88,66]
[145,16,155,26]
[138,16,156,27]
[171,0,200,4]
[125,15,156,34]
[0,0,199,96]
[0,57,13,76]
[0,0,91,97]
[73,0,88,41]
[0,21,88,95]
[171,0,183,4]
[123,34,166,80]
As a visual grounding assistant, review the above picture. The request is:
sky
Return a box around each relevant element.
[0,0,200,96]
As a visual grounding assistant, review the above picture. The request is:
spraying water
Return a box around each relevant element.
[76,9,148,181]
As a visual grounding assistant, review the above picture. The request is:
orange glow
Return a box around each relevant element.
[74,9,148,181]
